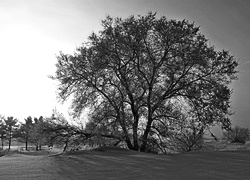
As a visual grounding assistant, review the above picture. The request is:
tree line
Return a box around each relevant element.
[0,111,248,153]
[0,115,46,151]
[0,110,73,151]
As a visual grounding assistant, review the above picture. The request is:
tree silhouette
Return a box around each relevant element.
[51,13,238,152]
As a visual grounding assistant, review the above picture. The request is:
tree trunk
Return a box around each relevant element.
[140,84,154,152]
[8,136,11,151]
[121,129,135,150]
[140,116,153,152]
[36,144,39,151]
[125,138,135,150]
[8,128,12,151]
[1,138,3,149]
[132,116,139,151]
[117,115,136,151]
[25,137,28,150]
[127,95,140,151]
[132,133,139,150]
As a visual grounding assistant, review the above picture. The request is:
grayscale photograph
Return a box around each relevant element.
[0,0,249,179]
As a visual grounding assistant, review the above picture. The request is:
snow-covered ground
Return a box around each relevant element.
[1,147,250,179]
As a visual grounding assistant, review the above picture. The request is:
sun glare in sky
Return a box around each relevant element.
[0,22,71,121]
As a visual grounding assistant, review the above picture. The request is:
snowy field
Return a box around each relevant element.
[0,145,250,179]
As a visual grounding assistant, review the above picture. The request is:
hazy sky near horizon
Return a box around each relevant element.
[0,0,249,127]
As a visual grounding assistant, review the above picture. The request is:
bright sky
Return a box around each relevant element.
[0,0,249,127]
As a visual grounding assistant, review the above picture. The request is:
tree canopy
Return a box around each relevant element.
[51,13,238,152]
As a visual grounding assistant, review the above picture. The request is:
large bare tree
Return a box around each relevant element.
[51,13,238,152]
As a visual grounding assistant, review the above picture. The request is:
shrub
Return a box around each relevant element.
[172,129,204,152]
[224,126,249,144]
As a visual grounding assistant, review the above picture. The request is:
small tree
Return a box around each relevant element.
[18,116,33,150]
[0,116,7,150]
[28,116,51,151]
[172,127,204,152]
[5,116,18,151]
[224,126,249,144]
